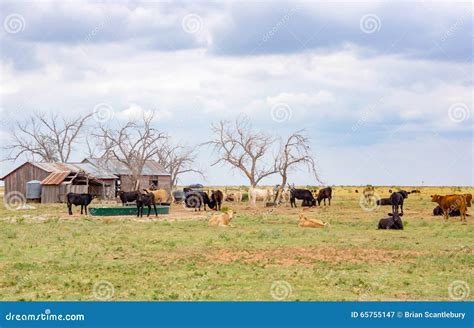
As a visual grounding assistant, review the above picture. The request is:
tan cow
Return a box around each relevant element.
[431,194,467,222]
[209,210,234,227]
[144,189,169,203]
[298,213,328,228]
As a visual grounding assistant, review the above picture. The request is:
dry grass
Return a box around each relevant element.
[0,186,472,301]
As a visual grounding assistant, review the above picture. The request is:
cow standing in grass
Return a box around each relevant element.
[431,194,467,222]
[66,193,93,215]
[136,193,157,217]
[317,187,332,206]
[390,191,408,214]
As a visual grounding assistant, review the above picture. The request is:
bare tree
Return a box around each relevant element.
[3,112,92,162]
[94,113,167,190]
[155,140,204,188]
[206,116,278,187]
[274,130,322,202]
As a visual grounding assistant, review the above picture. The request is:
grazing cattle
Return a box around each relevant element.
[118,191,140,206]
[298,213,328,228]
[66,193,93,215]
[210,190,224,211]
[144,188,169,204]
[390,191,408,214]
[185,190,213,211]
[248,187,273,207]
[432,206,468,217]
[363,185,375,206]
[388,189,392,193]
[355,189,359,193]
[378,212,404,230]
[410,189,421,194]
[431,194,467,222]
[136,193,157,217]
[376,198,392,206]
[209,210,234,227]
[317,187,332,206]
[289,188,316,208]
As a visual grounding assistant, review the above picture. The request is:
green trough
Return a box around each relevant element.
[89,206,170,216]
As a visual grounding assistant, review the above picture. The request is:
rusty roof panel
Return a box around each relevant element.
[41,171,71,185]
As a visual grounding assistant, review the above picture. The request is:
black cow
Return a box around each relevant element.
[67,193,93,215]
[411,189,421,194]
[389,191,408,214]
[289,188,316,208]
[185,191,212,211]
[118,191,140,206]
[432,206,469,217]
[317,187,332,206]
[376,198,392,206]
[210,190,224,211]
[136,193,157,217]
[378,212,404,230]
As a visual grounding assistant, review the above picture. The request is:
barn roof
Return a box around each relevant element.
[0,161,118,181]
[83,158,170,176]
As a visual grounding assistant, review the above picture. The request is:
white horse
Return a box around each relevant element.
[248,187,273,207]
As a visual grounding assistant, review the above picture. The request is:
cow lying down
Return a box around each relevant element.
[298,213,328,228]
[209,210,234,227]
[433,206,471,217]
[378,213,404,230]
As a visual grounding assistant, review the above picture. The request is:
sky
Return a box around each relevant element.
[0,0,472,186]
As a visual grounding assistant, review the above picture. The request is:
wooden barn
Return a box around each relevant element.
[1,158,171,203]
[82,158,171,195]
[0,162,118,203]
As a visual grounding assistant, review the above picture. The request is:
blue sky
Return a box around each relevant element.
[0,0,472,186]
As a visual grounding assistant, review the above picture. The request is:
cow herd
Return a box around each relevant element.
[64,186,472,230]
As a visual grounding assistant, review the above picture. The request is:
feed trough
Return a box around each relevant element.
[89,206,170,216]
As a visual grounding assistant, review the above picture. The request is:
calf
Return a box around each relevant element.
[208,210,234,227]
[389,191,408,214]
[118,191,139,206]
[317,187,332,206]
[376,198,392,206]
[378,212,404,230]
[136,193,157,217]
[431,194,467,222]
[289,188,316,208]
[298,213,328,228]
[432,206,465,217]
[67,193,93,215]
[210,190,224,211]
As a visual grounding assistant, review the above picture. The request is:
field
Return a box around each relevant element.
[0,186,473,301]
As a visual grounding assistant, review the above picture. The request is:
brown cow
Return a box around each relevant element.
[431,194,467,222]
